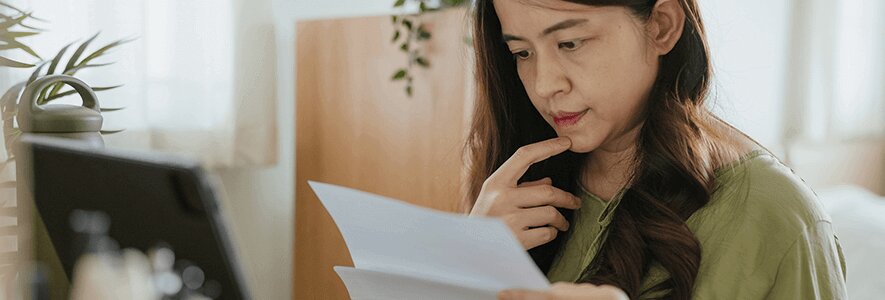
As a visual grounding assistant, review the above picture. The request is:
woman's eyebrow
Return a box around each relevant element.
[502,18,589,42]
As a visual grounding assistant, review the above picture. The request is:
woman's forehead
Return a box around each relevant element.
[506,0,598,11]
[494,1,623,35]
[495,0,615,14]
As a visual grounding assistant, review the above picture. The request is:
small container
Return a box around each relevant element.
[16,75,104,147]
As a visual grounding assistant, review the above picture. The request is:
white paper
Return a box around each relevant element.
[308,181,551,299]
[334,266,497,300]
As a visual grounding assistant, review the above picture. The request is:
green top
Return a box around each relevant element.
[546,150,848,299]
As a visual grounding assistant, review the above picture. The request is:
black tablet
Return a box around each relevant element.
[19,135,251,300]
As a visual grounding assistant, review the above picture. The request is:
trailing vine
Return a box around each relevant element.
[389,0,468,97]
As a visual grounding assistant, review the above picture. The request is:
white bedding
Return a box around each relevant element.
[817,185,885,299]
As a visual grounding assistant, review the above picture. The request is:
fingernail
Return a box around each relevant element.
[558,137,571,146]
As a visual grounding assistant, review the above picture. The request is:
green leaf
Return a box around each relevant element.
[50,36,125,100]
[441,0,468,6]
[419,1,429,12]
[28,60,49,85]
[391,69,407,80]
[406,85,413,97]
[402,19,412,30]
[392,30,401,43]
[93,85,124,92]
[48,42,76,75]
[3,15,44,31]
[2,39,40,59]
[37,86,48,105]
[18,42,40,59]
[0,3,46,22]
[76,38,135,69]
[3,31,39,38]
[1,19,42,32]
[415,56,430,67]
[391,15,398,24]
[63,62,115,75]
[42,89,77,103]
[0,2,27,14]
[15,21,42,31]
[400,42,409,52]
[416,26,431,41]
[0,13,30,31]
[100,129,124,135]
[65,32,100,72]
[393,0,406,7]
[46,82,64,101]
[0,56,33,68]
[44,85,123,103]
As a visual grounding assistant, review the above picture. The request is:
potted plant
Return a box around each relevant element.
[1,2,130,297]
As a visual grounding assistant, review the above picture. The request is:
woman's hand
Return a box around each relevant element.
[469,137,582,250]
[498,282,630,300]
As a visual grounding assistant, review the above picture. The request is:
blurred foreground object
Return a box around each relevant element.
[66,209,216,300]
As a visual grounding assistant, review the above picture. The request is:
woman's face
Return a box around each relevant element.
[495,0,660,153]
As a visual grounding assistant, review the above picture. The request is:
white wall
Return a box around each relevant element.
[213,1,797,299]
[214,1,398,300]
[700,0,794,156]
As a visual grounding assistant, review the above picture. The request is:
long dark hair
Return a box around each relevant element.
[463,1,734,299]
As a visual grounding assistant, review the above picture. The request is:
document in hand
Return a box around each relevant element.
[307,181,552,300]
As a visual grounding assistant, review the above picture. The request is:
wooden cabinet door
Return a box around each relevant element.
[294,8,473,299]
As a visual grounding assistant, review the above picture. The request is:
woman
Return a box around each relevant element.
[463,0,848,299]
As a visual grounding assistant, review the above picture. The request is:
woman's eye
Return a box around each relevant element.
[559,39,585,51]
[512,50,532,60]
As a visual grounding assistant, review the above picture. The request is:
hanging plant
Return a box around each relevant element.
[389,0,469,97]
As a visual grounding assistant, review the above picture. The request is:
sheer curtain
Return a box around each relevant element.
[784,0,885,144]
[1,0,277,168]
[1,0,278,296]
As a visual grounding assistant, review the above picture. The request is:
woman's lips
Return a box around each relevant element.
[553,109,588,128]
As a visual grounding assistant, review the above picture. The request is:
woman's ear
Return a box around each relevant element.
[647,0,686,55]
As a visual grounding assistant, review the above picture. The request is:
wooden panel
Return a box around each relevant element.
[294,8,473,299]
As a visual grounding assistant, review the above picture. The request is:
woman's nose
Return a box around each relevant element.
[533,53,571,99]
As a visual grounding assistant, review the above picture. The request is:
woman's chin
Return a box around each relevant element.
[565,138,601,153]
[555,131,604,153]
[569,145,596,153]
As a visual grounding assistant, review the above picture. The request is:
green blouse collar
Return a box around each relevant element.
[575,183,625,226]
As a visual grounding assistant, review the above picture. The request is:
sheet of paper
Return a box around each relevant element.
[308,181,550,292]
[334,266,497,300]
